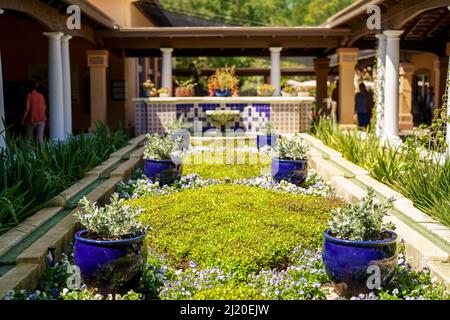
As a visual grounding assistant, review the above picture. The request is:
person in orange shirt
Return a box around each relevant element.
[22,81,47,145]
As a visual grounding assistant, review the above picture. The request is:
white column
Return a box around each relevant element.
[161,48,173,95]
[375,34,386,139]
[270,47,282,96]
[383,30,403,142]
[446,55,450,158]
[61,35,72,138]
[0,51,5,148]
[44,32,65,141]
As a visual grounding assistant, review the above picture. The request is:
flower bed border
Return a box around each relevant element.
[0,135,147,299]
[299,133,450,289]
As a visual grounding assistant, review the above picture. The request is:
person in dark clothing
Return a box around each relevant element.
[425,86,435,125]
[355,83,374,128]
[331,80,339,121]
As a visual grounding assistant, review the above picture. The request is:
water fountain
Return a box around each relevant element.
[206,109,240,133]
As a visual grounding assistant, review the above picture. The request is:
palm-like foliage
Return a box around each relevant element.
[0,123,128,234]
[311,117,450,227]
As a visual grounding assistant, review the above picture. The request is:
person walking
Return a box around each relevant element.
[355,83,374,128]
[22,81,47,145]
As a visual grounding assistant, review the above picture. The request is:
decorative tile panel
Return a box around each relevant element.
[135,100,313,136]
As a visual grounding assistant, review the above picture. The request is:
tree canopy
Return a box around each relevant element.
[159,0,355,26]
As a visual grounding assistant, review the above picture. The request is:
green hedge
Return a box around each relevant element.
[131,184,343,277]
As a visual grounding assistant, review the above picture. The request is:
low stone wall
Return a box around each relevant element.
[0,135,146,298]
[301,133,450,289]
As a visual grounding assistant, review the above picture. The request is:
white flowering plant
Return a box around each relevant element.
[328,188,395,241]
[166,115,192,134]
[76,193,145,240]
[275,134,309,160]
[143,133,182,161]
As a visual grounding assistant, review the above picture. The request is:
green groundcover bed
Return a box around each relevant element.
[6,157,449,300]
[131,184,343,277]
[181,149,271,179]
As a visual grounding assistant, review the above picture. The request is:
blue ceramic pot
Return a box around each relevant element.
[257,134,278,148]
[144,158,182,185]
[214,89,232,97]
[322,229,398,297]
[74,229,146,291]
[271,158,308,185]
[142,91,150,98]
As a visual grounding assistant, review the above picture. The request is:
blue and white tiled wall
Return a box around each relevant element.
[176,103,271,132]
[135,102,312,136]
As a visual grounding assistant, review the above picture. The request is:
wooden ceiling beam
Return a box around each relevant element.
[424,10,450,38]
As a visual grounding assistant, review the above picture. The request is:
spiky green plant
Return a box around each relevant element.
[0,123,128,234]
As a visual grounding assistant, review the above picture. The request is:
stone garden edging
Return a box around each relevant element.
[300,133,450,289]
[0,135,146,298]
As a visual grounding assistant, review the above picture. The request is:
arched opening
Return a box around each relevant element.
[410,52,439,126]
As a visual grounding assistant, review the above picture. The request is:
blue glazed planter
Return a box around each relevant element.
[74,230,146,291]
[214,89,232,97]
[257,134,278,148]
[271,158,308,185]
[322,229,398,297]
[144,158,182,185]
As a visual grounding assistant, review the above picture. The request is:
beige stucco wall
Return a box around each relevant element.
[88,0,154,27]
[125,57,138,131]
[410,52,439,106]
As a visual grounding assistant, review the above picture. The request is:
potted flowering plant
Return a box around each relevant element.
[322,189,397,297]
[142,80,157,98]
[257,84,275,97]
[158,87,171,97]
[208,67,239,97]
[257,121,278,148]
[74,194,146,292]
[175,79,196,97]
[271,134,308,185]
[143,133,182,185]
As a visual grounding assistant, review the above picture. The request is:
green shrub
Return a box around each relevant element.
[143,133,181,161]
[328,188,395,241]
[275,134,309,160]
[166,115,193,134]
[130,184,343,277]
[77,193,144,239]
